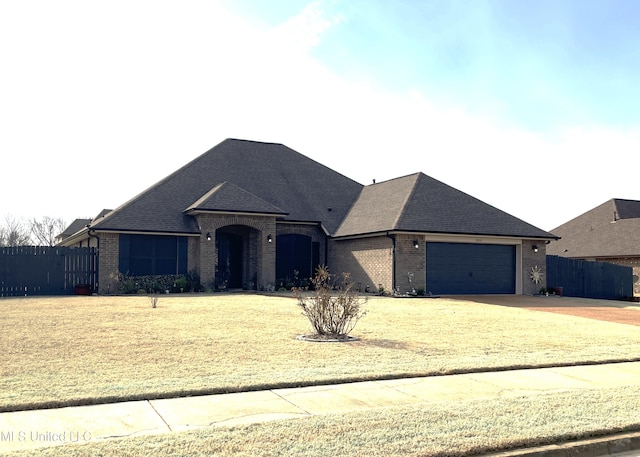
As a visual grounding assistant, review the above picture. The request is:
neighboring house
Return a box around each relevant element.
[54,218,91,246]
[547,198,640,296]
[57,139,557,295]
[55,210,112,246]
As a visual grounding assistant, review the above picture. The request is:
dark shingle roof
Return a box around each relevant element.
[185,182,288,215]
[614,199,640,220]
[547,199,640,258]
[88,139,555,240]
[58,218,91,239]
[335,173,557,239]
[91,139,363,234]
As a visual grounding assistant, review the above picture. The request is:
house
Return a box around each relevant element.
[54,218,91,246]
[55,210,111,246]
[546,198,640,296]
[57,138,557,295]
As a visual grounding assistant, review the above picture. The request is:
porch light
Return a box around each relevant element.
[413,240,419,249]
[267,234,273,243]
[532,244,538,252]
[206,232,211,241]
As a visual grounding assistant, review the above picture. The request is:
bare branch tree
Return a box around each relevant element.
[29,216,66,246]
[0,215,32,247]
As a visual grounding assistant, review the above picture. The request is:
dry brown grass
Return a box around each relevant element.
[11,386,640,457]
[2,293,640,411]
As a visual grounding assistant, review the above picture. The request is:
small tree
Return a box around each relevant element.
[0,215,32,246]
[29,216,66,246]
[148,295,159,308]
[295,265,367,340]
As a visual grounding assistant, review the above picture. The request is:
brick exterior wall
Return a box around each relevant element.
[97,232,119,294]
[187,236,200,275]
[329,236,393,293]
[395,235,426,294]
[195,213,277,290]
[92,224,551,296]
[521,239,548,295]
[329,235,546,295]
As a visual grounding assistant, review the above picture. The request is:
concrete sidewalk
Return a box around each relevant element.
[1,362,640,455]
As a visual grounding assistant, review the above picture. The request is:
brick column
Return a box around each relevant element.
[522,240,547,295]
[198,230,216,289]
[259,221,276,290]
[97,232,119,294]
[395,236,425,294]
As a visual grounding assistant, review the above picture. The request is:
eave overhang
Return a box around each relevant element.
[332,229,560,242]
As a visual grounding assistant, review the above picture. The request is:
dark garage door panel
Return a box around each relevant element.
[426,242,515,294]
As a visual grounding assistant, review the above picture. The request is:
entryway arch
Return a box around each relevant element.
[215,225,258,290]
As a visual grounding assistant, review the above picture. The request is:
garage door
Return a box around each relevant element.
[426,242,516,294]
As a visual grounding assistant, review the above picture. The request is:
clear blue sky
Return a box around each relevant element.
[1,0,638,231]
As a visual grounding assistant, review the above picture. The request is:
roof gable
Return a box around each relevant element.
[336,172,556,239]
[185,182,287,216]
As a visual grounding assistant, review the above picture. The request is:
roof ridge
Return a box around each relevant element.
[225,138,285,146]
[391,173,422,229]
[184,182,226,211]
[370,172,422,186]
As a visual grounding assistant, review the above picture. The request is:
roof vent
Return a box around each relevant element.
[327,207,332,212]
[611,211,618,223]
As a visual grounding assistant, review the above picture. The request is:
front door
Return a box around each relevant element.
[216,232,243,289]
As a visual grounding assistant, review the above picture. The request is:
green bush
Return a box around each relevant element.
[174,277,188,292]
[114,274,201,294]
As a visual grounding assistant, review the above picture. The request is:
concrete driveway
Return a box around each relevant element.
[455,294,640,326]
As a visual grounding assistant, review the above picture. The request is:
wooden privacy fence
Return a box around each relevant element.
[0,246,97,296]
[546,255,632,300]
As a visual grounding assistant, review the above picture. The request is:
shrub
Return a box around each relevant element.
[174,276,188,292]
[113,273,201,294]
[294,265,367,339]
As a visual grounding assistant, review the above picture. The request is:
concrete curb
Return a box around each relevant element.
[482,431,640,456]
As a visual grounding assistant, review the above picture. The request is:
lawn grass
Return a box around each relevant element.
[10,386,640,457]
[2,293,640,412]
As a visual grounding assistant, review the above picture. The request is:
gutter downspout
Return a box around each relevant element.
[386,232,396,293]
[87,227,100,294]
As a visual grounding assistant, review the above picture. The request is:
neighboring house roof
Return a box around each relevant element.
[93,209,113,220]
[335,173,557,239]
[547,198,640,258]
[56,218,91,241]
[184,181,288,216]
[57,210,113,243]
[90,139,363,234]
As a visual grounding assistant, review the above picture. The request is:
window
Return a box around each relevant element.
[119,234,187,276]
[276,234,312,282]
